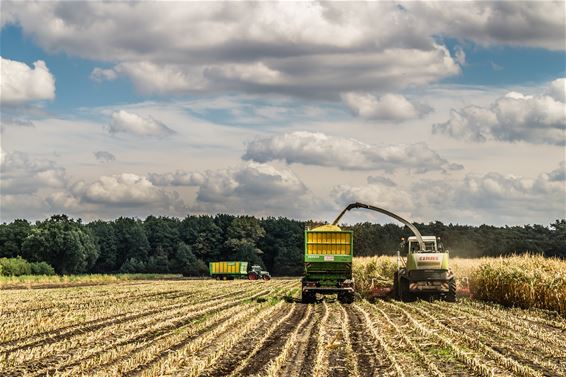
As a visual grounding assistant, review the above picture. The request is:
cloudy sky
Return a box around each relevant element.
[1,1,565,225]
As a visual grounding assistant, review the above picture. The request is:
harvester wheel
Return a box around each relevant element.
[399,276,415,302]
[445,277,457,302]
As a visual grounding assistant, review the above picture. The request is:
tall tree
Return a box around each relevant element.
[113,217,150,271]
[225,216,266,266]
[21,215,98,274]
[170,242,208,276]
[87,220,118,272]
[144,216,180,260]
[180,215,223,262]
[0,219,32,258]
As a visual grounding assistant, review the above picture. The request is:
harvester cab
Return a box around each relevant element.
[395,236,456,302]
[248,265,271,281]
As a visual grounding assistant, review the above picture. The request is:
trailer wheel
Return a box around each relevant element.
[301,291,316,304]
[338,292,355,304]
[445,277,457,302]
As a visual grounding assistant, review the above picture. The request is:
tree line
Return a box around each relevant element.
[0,214,564,276]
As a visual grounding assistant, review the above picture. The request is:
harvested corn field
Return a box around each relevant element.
[1,279,565,377]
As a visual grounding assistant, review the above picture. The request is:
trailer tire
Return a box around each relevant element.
[301,291,316,304]
[338,292,355,304]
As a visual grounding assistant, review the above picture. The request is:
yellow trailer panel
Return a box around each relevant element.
[209,261,248,276]
[305,225,353,256]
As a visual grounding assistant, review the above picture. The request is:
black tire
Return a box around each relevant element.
[399,276,416,302]
[338,292,355,304]
[445,277,457,302]
[301,291,316,304]
[393,271,400,300]
[248,272,259,280]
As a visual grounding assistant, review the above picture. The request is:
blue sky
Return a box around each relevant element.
[1,1,565,225]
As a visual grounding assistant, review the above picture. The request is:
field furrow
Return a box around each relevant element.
[324,302,352,377]
[344,303,389,377]
[272,303,319,377]
[352,303,404,377]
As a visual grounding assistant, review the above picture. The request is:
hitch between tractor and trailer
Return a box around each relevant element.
[301,279,355,304]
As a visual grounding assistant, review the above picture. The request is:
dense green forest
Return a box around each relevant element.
[0,214,564,276]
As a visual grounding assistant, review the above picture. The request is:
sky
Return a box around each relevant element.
[0,1,565,226]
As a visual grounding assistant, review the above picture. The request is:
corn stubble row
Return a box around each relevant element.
[0,280,298,376]
[354,254,566,315]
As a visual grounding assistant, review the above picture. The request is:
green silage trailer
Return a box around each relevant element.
[301,224,354,303]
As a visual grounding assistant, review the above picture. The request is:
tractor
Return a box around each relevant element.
[248,265,271,280]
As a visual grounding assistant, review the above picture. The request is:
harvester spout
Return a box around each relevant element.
[332,202,425,250]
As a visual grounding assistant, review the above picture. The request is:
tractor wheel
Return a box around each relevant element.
[338,292,355,304]
[262,275,271,281]
[248,272,259,280]
[445,277,457,302]
[301,291,316,304]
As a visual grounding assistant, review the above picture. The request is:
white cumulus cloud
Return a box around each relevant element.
[433,78,566,145]
[0,57,55,104]
[332,183,414,214]
[149,162,317,218]
[243,131,462,173]
[341,92,431,122]
[0,150,67,195]
[43,173,187,219]
[108,110,175,137]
